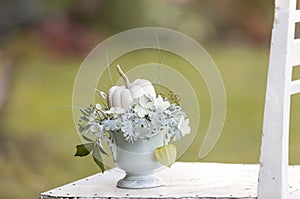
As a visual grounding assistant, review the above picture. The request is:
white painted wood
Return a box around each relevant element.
[40,162,300,199]
[258,0,297,198]
[293,10,300,22]
[292,39,300,65]
[290,80,300,95]
[290,189,300,198]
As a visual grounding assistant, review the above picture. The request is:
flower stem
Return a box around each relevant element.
[116,65,130,88]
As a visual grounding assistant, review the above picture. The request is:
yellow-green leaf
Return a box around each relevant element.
[74,143,94,157]
[155,144,177,167]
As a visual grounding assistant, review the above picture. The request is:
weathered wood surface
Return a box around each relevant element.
[40,162,300,199]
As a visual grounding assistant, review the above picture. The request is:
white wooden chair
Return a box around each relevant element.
[258,0,300,198]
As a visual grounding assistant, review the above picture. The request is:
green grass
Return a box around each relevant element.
[0,40,99,198]
[0,39,300,198]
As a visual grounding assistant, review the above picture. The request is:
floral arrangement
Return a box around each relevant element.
[75,65,190,172]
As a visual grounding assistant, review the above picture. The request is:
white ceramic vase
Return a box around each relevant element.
[113,131,164,189]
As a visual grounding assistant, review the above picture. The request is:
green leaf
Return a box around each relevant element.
[98,144,109,156]
[80,108,90,116]
[78,124,91,133]
[74,143,94,157]
[93,145,105,173]
[80,116,89,122]
[155,144,177,167]
[82,135,94,142]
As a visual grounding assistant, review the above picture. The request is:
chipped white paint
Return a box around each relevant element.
[258,0,300,198]
[40,162,300,199]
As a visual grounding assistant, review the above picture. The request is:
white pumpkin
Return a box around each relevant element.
[107,65,156,109]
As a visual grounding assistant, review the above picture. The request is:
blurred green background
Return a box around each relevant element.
[0,0,299,198]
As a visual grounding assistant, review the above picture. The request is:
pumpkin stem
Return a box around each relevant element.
[116,65,130,88]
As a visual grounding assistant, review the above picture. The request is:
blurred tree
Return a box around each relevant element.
[0,52,13,145]
[196,0,273,43]
[36,13,99,56]
[0,54,12,111]
[0,0,42,44]
[67,0,273,43]
[0,0,275,51]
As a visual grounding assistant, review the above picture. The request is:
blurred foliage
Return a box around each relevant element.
[1,0,299,199]
[50,0,273,43]
[0,0,274,47]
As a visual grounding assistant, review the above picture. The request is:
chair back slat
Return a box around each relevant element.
[294,10,300,22]
[290,79,300,95]
[292,40,300,65]
[258,0,297,198]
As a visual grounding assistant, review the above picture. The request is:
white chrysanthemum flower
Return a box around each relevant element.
[134,104,149,117]
[133,95,154,117]
[178,116,191,136]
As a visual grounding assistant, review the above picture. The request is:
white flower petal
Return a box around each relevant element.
[146,101,154,108]
[134,105,147,117]
[137,111,145,117]
[156,95,163,105]
[178,116,191,136]
[155,95,170,110]
[162,101,170,110]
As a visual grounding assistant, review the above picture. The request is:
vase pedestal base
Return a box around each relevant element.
[117,172,163,189]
